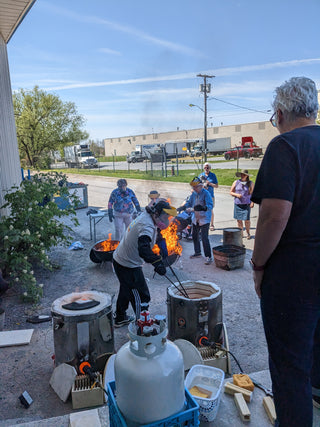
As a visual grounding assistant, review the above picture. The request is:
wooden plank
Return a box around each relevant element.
[224,382,253,402]
[0,329,34,347]
[263,396,276,425]
[234,393,251,422]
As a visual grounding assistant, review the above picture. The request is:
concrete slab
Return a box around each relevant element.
[0,329,33,347]
[69,409,101,427]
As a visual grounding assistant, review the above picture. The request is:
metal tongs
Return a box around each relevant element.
[164,259,189,299]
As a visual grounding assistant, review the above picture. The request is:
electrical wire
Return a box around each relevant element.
[208,96,271,115]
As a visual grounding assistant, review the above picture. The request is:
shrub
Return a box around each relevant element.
[0,171,79,302]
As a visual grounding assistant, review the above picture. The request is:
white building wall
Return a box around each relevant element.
[0,34,21,216]
[104,121,279,156]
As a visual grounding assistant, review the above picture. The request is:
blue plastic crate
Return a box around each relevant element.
[107,381,199,426]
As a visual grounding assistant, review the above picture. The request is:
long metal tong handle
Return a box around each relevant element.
[165,259,189,298]
[164,274,189,298]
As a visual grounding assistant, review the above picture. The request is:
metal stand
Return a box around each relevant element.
[89,212,108,241]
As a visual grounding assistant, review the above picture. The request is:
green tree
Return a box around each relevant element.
[89,139,105,157]
[13,86,89,168]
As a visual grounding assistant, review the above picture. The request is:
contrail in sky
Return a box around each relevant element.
[44,58,320,91]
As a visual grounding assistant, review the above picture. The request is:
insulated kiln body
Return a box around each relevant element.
[51,291,114,367]
[167,281,223,345]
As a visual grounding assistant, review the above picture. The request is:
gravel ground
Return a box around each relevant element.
[0,182,268,425]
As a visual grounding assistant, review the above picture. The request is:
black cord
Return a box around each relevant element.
[224,348,244,373]
[204,340,244,373]
[208,96,271,115]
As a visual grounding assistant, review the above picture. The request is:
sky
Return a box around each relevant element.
[7,0,320,142]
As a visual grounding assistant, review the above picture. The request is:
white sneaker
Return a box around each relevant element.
[205,257,213,265]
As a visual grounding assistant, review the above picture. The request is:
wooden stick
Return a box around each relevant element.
[234,393,251,422]
[263,396,276,425]
[224,382,252,402]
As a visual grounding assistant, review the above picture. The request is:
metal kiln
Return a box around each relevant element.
[167,281,223,345]
[167,281,231,373]
[51,291,114,368]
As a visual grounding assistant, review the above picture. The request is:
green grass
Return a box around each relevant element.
[96,155,127,162]
[51,167,258,186]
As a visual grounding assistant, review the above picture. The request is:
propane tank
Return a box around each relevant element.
[114,316,185,425]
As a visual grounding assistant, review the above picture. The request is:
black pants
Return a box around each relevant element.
[113,259,150,319]
[261,290,320,427]
[192,222,211,258]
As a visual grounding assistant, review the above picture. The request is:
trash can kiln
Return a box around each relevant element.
[167,281,222,346]
[51,291,114,368]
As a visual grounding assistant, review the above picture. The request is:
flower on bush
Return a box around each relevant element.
[0,171,79,302]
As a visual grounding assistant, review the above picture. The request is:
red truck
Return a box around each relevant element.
[224,136,263,160]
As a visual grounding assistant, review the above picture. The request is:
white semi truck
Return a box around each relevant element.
[163,141,188,159]
[127,144,160,163]
[191,137,231,156]
[64,144,98,168]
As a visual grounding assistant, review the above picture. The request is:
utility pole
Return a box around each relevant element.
[197,74,214,162]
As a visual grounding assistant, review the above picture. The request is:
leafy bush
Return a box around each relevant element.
[0,171,79,302]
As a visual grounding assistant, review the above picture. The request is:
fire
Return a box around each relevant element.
[95,233,119,252]
[152,223,182,257]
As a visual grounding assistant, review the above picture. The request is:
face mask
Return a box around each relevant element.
[155,213,169,230]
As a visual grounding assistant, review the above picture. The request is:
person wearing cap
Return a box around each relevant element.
[182,177,213,265]
[198,162,218,231]
[251,77,320,425]
[148,190,160,207]
[108,179,141,241]
[112,199,177,327]
[230,169,254,240]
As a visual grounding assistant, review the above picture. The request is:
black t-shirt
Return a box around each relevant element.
[252,125,320,296]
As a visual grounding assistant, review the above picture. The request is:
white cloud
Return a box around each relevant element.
[98,47,122,56]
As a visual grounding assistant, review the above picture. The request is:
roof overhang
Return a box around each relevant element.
[0,0,36,43]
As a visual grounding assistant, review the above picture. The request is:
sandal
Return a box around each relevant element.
[246,235,251,240]
[210,226,215,231]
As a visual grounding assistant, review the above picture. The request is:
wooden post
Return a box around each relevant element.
[234,393,251,422]
[224,382,253,402]
[263,396,276,425]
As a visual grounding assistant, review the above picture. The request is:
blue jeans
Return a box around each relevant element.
[192,222,211,258]
[261,291,320,427]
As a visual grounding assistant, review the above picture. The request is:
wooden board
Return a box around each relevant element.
[224,382,253,402]
[234,392,251,422]
[263,396,276,425]
[0,329,34,347]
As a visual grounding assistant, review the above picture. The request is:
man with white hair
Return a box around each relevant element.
[251,77,320,426]
[183,177,213,265]
[198,162,218,231]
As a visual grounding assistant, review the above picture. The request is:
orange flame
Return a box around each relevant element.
[152,223,182,256]
[95,233,120,252]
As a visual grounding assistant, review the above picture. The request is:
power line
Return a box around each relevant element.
[208,96,271,115]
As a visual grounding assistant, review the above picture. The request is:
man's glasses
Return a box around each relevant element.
[270,112,277,127]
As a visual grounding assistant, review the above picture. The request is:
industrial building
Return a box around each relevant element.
[104,120,280,157]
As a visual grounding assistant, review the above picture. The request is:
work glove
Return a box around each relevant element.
[177,205,186,213]
[153,260,166,276]
[108,209,114,222]
[194,204,207,211]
